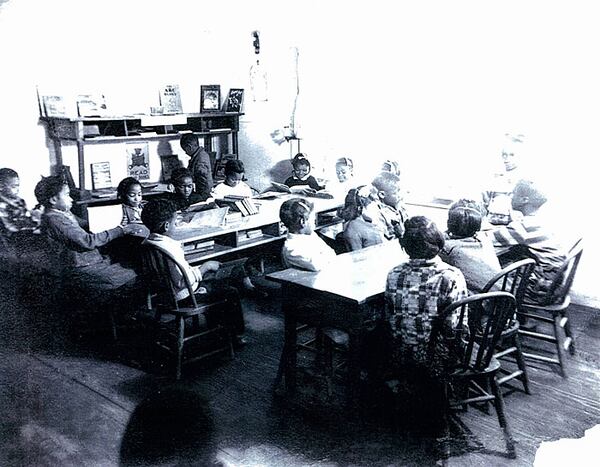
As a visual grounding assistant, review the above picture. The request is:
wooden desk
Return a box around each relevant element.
[172,194,342,265]
[267,241,408,405]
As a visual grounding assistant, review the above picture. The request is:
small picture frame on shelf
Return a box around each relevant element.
[200,85,221,112]
[224,88,244,112]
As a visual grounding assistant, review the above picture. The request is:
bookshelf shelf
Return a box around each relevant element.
[41,112,244,191]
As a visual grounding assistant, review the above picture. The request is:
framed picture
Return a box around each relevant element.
[90,161,112,190]
[225,88,244,112]
[200,85,221,112]
[160,155,182,183]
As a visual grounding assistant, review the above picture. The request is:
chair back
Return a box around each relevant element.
[140,245,199,311]
[441,292,516,372]
[543,237,583,306]
[482,258,536,309]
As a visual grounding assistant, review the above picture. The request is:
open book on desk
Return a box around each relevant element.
[270,182,333,199]
[176,206,229,229]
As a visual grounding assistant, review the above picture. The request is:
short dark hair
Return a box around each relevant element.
[180,133,199,147]
[399,216,445,259]
[338,185,374,222]
[141,199,177,233]
[224,159,244,176]
[279,198,313,232]
[117,177,141,201]
[170,167,193,186]
[34,175,67,208]
[0,168,18,184]
[447,199,483,238]
[291,153,311,170]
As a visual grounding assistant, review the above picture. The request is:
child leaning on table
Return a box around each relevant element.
[141,198,247,347]
[284,153,323,191]
[279,198,336,271]
[211,160,253,199]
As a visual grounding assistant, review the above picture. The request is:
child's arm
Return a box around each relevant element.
[308,176,324,191]
[45,211,125,251]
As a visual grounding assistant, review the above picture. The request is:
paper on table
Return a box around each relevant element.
[177,207,229,229]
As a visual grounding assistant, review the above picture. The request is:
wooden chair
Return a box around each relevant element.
[481,258,536,393]
[141,245,234,380]
[440,291,518,460]
[517,238,584,377]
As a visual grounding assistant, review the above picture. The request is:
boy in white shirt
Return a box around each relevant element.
[279,198,336,271]
[141,199,247,347]
[211,160,253,199]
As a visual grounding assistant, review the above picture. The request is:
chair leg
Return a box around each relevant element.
[490,375,516,459]
[562,310,576,355]
[175,316,185,380]
[513,334,531,394]
[440,382,451,463]
[553,315,567,378]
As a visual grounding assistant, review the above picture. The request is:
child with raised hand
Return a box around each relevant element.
[211,160,253,199]
[279,198,336,271]
[339,184,384,251]
[439,199,501,293]
[372,171,409,239]
[284,153,323,192]
[0,168,39,239]
[141,198,247,347]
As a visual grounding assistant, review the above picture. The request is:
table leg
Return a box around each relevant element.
[282,287,298,393]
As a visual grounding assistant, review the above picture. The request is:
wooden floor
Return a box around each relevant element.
[0,273,598,467]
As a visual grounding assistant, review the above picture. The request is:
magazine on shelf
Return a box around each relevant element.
[77,94,108,117]
[90,161,112,190]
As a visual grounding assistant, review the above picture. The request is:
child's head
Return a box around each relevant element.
[223,160,245,188]
[381,159,401,177]
[34,175,72,211]
[141,199,178,235]
[399,216,445,260]
[117,177,143,208]
[501,133,524,172]
[279,198,315,234]
[447,199,484,238]
[335,157,354,183]
[511,179,547,214]
[180,133,200,156]
[291,153,311,179]
[339,185,378,222]
[171,167,194,199]
[0,168,20,199]
[372,171,402,209]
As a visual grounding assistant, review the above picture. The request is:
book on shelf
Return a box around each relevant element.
[237,229,264,244]
[42,95,69,117]
[183,239,215,252]
[90,161,112,190]
[77,94,107,117]
[159,84,183,114]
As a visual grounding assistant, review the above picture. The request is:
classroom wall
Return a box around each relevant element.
[0,0,597,306]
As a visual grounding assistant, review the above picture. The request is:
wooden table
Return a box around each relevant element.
[171,193,343,265]
[267,241,408,405]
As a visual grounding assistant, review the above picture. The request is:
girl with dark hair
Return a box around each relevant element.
[439,199,501,293]
[339,185,384,251]
[284,153,323,191]
[117,177,147,227]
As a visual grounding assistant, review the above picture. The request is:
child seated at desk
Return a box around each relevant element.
[284,153,323,192]
[338,185,384,251]
[384,216,468,432]
[117,176,147,227]
[326,157,357,200]
[165,168,217,212]
[35,175,143,291]
[0,168,39,238]
[141,199,247,347]
[439,199,501,293]
[211,160,253,199]
[372,171,409,239]
[279,198,336,271]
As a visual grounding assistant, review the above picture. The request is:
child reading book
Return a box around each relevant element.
[284,153,323,191]
[117,176,147,227]
[211,160,253,199]
[164,168,216,212]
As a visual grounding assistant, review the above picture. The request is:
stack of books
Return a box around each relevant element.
[218,195,258,216]
[237,229,264,244]
[183,239,215,253]
[226,211,243,224]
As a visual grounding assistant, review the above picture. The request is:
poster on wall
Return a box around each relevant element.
[126,143,150,180]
